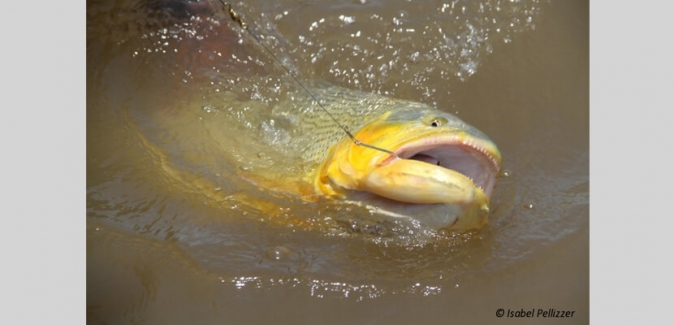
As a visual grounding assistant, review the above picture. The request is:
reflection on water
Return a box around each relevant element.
[87,0,588,323]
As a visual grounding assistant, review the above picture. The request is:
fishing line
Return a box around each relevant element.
[220,1,399,158]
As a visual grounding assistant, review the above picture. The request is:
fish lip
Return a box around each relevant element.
[380,134,502,198]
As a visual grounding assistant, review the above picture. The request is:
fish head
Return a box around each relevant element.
[314,106,502,232]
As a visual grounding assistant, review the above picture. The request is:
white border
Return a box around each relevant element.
[1,1,85,324]
[590,0,674,323]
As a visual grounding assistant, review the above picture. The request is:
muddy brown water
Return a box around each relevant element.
[87,0,588,324]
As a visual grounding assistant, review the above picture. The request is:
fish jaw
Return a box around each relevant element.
[361,158,488,206]
[382,132,502,199]
[314,116,501,232]
[360,158,491,230]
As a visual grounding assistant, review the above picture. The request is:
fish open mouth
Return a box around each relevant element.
[383,136,501,198]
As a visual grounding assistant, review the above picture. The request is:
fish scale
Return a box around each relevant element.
[276,83,431,163]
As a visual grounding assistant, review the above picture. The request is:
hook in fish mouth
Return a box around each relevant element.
[381,134,501,199]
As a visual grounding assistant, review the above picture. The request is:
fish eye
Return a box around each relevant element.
[424,116,447,128]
